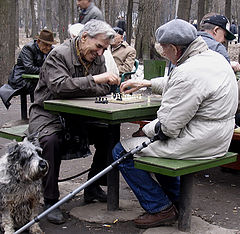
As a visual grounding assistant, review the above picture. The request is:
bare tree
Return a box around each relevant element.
[45,0,53,30]
[135,0,156,60]
[105,0,110,23]
[30,0,38,37]
[0,0,16,85]
[177,0,192,21]
[225,0,231,21]
[126,0,133,44]
[197,0,205,29]
[23,0,30,37]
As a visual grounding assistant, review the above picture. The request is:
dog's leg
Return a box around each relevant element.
[2,210,15,234]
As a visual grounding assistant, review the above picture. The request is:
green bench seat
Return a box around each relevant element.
[0,121,28,142]
[134,152,237,232]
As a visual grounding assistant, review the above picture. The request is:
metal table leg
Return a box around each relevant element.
[107,124,120,211]
[178,173,194,232]
[20,94,28,120]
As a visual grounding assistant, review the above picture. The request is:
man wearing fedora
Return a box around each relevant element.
[0,29,57,109]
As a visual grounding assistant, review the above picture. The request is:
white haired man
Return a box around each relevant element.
[28,20,120,224]
[112,19,238,228]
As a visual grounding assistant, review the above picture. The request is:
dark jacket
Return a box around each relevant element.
[0,40,50,109]
[28,37,109,139]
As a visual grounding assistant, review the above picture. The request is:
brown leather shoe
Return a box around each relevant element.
[134,204,178,229]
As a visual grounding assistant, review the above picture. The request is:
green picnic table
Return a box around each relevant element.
[20,74,39,120]
[44,95,161,211]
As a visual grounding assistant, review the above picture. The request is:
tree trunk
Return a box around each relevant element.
[30,0,37,37]
[126,0,133,45]
[197,0,205,29]
[177,0,192,21]
[58,0,69,43]
[0,0,16,85]
[135,0,155,61]
[225,0,231,21]
[105,0,110,23]
[45,0,53,30]
[16,0,19,48]
[70,0,74,24]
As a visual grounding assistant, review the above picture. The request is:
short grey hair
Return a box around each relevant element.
[78,19,116,42]
[199,12,218,31]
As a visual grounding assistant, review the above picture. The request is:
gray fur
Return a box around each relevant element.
[0,137,49,234]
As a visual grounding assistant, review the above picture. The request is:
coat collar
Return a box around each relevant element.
[177,36,208,66]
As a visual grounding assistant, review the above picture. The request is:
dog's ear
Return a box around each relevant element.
[7,140,20,159]
[27,132,40,147]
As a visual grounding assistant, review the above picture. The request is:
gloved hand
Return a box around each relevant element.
[154,121,169,141]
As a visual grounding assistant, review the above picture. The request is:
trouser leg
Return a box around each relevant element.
[40,133,62,202]
[112,142,172,213]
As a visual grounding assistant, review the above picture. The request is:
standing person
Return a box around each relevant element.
[111,27,136,80]
[28,20,120,224]
[116,16,126,33]
[77,0,104,24]
[112,19,238,228]
[0,29,57,109]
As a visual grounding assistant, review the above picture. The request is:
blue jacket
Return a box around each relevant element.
[197,31,230,63]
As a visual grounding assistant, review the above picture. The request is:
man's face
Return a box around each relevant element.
[212,26,227,43]
[37,40,52,54]
[160,44,179,65]
[80,33,110,62]
[110,33,123,47]
[77,0,90,9]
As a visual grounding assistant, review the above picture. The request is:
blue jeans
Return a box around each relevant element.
[112,142,180,213]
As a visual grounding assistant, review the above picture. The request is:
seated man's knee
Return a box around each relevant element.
[112,142,126,161]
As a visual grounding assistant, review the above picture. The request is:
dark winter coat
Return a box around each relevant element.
[28,37,109,139]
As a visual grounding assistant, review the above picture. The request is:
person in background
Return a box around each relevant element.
[230,21,237,35]
[111,27,136,80]
[28,20,120,225]
[68,23,119,76]
[0,29,57,109]
[198,12,240,72]
[77,0,104,24]
[112,19,238,229]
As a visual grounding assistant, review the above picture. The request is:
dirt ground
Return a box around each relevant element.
[0,97,240,234]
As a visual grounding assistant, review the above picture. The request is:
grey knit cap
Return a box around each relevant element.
[155,19,197,45]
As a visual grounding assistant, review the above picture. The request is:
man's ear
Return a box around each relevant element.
[212,26,219,36]
[81,32,88,42]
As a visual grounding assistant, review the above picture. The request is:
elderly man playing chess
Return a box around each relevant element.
[112,19,238,229]
[28,19,120,224]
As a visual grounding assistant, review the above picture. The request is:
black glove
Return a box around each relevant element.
[154,121,169,141]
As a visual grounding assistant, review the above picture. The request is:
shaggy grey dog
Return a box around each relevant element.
[0,136,48,234]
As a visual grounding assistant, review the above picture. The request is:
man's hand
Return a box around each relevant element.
[230,61,240,72]
[93,72,120,85]
[120,79,151,94]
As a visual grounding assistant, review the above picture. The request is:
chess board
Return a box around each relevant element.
[107,93,145,104]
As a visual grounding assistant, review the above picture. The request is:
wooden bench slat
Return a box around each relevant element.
[134,152,237,177]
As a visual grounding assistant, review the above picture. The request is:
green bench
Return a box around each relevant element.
[0,121,28,142]
[134,152,237,232]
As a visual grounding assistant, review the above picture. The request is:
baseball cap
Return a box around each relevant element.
[113,27,124,35]
[202,14,236,41]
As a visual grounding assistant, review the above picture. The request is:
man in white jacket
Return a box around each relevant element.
[112,19,238,229]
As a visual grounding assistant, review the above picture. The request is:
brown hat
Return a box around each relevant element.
[35,29,57,45]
